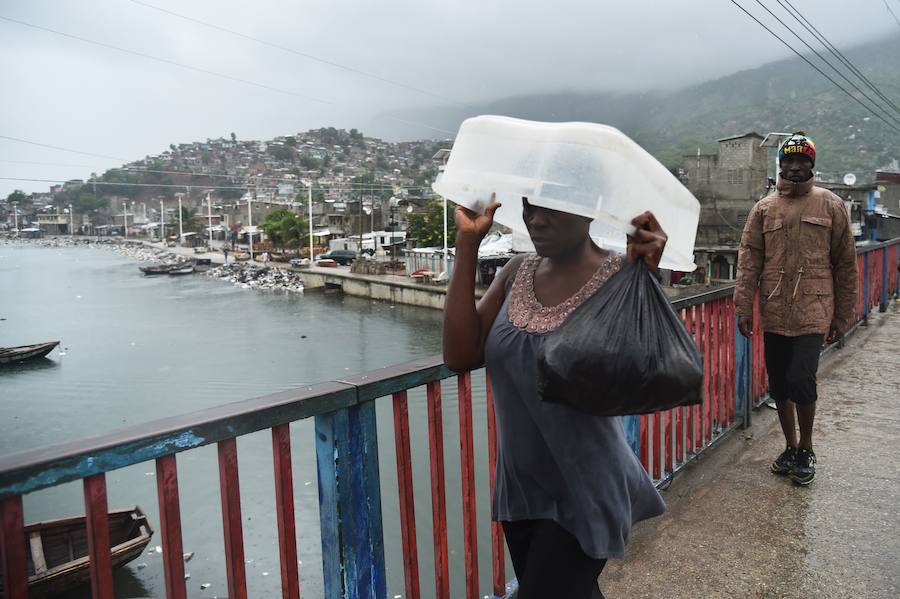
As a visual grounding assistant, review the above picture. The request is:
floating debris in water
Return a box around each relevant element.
[200,583,211,589]
[183,551,195,562]
[184,573,191,580]
[136,563,147,570]
[262,572,269,576]
[155,546,162,553]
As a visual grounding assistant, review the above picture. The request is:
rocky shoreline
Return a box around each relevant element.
[2,237,306,293]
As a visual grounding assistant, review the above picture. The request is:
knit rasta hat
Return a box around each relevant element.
[778,131,816,167]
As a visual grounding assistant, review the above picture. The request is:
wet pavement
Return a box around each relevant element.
[601,301,900,599]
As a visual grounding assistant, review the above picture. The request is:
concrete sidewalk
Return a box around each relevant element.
[601,302,900,599]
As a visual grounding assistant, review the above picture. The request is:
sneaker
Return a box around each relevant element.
[791,449,816,485]
[770,445,797,475]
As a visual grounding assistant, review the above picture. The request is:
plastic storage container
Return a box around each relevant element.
[432,116,700,272]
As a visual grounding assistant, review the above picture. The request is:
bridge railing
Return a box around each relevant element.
[1,238,897,599]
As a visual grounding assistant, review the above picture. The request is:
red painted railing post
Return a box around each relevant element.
[83,474,114,599]
[0,495,28,599]
[218,438,248,599]
[703,301,712,444]
[426,380,450,599]
[457,372,479,599]
[155,454,187,599]
[485,372,506,598]
[392,390,421,599]
[272,424,301,599]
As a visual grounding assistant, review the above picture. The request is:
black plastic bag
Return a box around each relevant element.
[536,259,703,416]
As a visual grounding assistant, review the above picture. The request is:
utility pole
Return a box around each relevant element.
[160,199,165,242]
[442,193,448,275]
[248,193,255,261]
[12,204,18,236]
[178,194,184,243]
[307,181,313,260]
[358,182,365,256]
[206,192,213,247]
[69,204,74,236]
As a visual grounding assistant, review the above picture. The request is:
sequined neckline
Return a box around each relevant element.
[507,253,622,334]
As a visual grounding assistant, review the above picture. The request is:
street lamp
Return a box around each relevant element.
[68,204,73,236]
[123,201,128,240]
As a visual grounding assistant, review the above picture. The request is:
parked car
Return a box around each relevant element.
[289,257,310,267]
[316,250,357,265]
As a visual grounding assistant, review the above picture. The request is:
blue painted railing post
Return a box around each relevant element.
[734,314,751,428]
[880,249,888,313]
[315,402,387,599]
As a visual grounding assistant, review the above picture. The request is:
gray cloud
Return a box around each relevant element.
[1,0,896,196]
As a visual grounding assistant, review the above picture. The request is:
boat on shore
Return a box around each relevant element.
[0,341,60,365]
[0,507,154,598]
[168,264,195,275]
[139,263,177,275]
[140,260,196,275]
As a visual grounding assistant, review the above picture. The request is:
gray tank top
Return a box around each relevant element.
[485,254,666,559]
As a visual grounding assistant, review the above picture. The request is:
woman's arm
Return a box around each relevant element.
[443,201,520,372]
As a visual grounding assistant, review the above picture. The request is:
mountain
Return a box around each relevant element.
[381,34,900,178]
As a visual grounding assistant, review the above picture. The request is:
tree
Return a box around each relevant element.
[178,205,201,233]
[299,155,321,170]
[259,209,308,251]
[269,144,295,162]
[406,200,456,248]
[230,132,237,143]
[6,190,27,204]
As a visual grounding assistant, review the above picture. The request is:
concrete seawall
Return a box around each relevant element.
[298,266,485,309]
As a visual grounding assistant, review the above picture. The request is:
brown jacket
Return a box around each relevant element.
[734,177,858,336]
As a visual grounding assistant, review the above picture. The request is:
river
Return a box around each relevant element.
[0,241,501,598]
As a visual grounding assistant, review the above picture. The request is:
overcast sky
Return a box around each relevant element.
[2,0,897,197]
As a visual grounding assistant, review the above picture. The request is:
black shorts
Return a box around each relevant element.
[764,332,824,405]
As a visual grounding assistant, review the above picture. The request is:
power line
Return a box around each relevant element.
[728,0,900,133]
[884,0,900,28]
[750,0,900,128]
[116,168,432,189]
[778,0,900,117]
[0,15,335,106]
[0,134,128,161]
[0,14,456,137]
[0,176,432,193]
[128,0,463,107]
[0,136,444,190]
[0,159,97,168]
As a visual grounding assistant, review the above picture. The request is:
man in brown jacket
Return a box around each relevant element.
[735,131,857,486]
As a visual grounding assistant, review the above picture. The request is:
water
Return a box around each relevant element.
[1,243,502,598]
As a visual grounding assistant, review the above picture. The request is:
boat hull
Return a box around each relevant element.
[0,507,154,598]
[0,341,59,365]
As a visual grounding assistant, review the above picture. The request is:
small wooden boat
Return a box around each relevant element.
[0,507,153,598]
[139,263,176,275]
[0,341,59,365]
[168,265,195,275]
[233,252,250,262]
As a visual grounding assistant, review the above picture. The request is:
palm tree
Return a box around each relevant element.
[259,210,307,252]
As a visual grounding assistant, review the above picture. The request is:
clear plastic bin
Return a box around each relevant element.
[432,116,700,272]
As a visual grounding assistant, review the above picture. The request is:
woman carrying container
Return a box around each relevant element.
[443,196,668,599]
